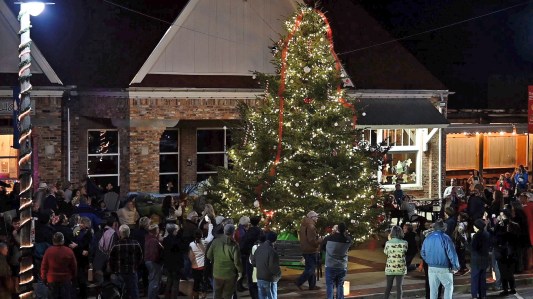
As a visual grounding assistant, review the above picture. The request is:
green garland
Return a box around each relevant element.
[18,25,32,35]
[18,58,31,69]
[18,74,32,83]
[18,40,32,53]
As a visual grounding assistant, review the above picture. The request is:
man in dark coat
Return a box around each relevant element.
[467,185,486,222]
[470,219,490,299]
[251,232,282,299]
[240,216,263,298]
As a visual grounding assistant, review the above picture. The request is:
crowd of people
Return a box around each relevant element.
[382,166,533,299]
[0,179,354,299]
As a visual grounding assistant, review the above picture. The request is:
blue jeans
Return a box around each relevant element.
[428,267,454,299]
[257,280,277,299]
[296,253,318,289]
[470,268,487,298]
[119,272,139,299]
[146,261,163,299]
[326,267,346,299]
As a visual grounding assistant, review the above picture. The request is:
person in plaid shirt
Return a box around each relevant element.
[109,224,143,299]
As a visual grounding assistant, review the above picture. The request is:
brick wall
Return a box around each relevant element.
[33,97,63,187]
[69,94,448,198]
[69,95,256,195]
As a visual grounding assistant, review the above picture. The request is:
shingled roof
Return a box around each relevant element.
[1,0,446,91]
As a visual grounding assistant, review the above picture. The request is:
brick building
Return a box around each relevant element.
[1,0,451,199]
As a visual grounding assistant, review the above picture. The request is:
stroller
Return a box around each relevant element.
[97,274,124,299]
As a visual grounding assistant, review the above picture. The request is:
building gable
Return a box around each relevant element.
[131,0,298,85]
[0,0,62,85]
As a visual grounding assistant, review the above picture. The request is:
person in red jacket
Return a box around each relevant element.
[41,232,77,299]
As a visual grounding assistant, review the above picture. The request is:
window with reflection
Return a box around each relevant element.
[159,129,179,193]
[87,130,119,187]
[197,128,231,182]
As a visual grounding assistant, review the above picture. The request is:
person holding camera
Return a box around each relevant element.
[321,223,353,299]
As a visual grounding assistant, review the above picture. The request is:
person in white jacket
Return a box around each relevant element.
[189,220,213,299]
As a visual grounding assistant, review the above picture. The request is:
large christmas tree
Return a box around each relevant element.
[203,5,386,241]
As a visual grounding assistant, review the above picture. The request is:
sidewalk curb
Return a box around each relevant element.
[346,276,533,298]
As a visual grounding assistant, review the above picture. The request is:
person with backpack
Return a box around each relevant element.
[91,217,118,285]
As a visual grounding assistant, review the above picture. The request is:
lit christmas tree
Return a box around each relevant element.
[203,5,386,241]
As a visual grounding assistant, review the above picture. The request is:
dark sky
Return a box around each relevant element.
[8,0,533,109]
[357,0,533,109]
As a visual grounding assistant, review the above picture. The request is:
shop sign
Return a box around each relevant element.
[0,98,35,115]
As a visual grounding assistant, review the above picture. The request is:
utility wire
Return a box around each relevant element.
[337,0,533,56]
[102,0,244,45]
[103,0,533,56]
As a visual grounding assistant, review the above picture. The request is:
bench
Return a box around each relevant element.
[274,240,303,267]
[274,240,323,280]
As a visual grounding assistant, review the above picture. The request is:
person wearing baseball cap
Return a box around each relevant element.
[295,211,322,291]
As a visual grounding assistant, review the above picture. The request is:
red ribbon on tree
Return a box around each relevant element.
[256,8,357,214]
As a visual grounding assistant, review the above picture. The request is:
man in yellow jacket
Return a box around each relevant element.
[295,211,323,291]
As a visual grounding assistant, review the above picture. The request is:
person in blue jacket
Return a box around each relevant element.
[421,219,460,299]
[514,165,529,195]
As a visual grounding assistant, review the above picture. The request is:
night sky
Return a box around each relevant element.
[7,0,533,109]
[358,0,533,109]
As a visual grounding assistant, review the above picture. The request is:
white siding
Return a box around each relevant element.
[150,0,295,76]
[0,10,43,74]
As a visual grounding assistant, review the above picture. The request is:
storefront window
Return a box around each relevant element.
[381,152,418,184]
[159,129,179,193]
[197,128,231,182]
[0,135,18,180]
[373,129,421,186]
[87,130,119,188]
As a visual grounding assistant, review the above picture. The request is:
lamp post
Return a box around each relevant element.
[16,2,46,298]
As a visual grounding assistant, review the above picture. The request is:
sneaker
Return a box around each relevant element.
[454,270,464,276]
[294,283,304,291]
[461,268,470,276]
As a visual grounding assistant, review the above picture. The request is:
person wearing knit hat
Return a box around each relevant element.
[473,219,486,231]
[207,223,242,299]
[251,231,281,298]
[470,218,490,299]
[421,218,459,299]
[296,211,323,291]
[321,223,353,299]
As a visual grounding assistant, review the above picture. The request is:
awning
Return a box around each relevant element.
[445,123,527,134]
[355,98,449,129]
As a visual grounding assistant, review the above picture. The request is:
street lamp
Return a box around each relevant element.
[15,2,52,298]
